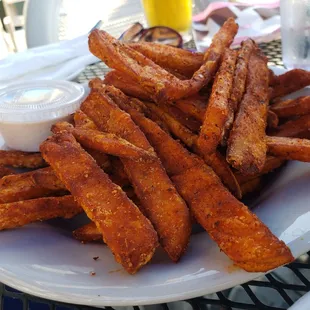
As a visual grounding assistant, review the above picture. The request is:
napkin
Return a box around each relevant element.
[192,1,281,52]
[0,34,99,88]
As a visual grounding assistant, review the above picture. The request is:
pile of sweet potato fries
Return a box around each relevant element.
[2,18,310,274]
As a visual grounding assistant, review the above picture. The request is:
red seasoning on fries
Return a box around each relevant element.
[3,17,310,278]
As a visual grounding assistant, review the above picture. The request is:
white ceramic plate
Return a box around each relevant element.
[0,67,310,307]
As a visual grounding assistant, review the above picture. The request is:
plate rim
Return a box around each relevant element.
[0,66,308,308]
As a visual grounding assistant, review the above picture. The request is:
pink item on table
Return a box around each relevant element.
[193,1,281,52]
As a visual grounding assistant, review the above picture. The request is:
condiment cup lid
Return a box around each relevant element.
[0,80,85,123]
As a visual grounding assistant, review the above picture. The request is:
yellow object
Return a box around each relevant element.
[142,0,192,32]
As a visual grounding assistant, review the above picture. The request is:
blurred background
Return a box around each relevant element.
[0,0,274,59]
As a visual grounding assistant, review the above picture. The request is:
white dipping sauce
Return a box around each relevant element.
[0,80,85,152]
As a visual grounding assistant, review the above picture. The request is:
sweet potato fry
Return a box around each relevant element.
[0,196,82,231]
[74,110,111,170]
[272,114,310,138]
[0,165,15,178]
[52,122,157,160]
[173,95,207,122]
[267,136,310,162]
[240,177,262,196]
[75,111,130,185]
[141,99,241,198]
[270,96,310,118]
[106,87,241,198]
[74,110,98,130]
[40,133,158,274]
[108,157,130,188]
[143,102,198,148]
[267,110,279,129]
[32,159,130,194]
[268,68,277,86]
[115,96,293,272]
[104,73,207,124]
[271,69,310,99]
[89,18,238,102]
[128,42,204,78]
[81,88,191,262]
[103,70,152,101]
[73,222,102,242]
[155,103,201,132]
[235,156,285,185]
[224,39,256,139]
[0,167,65,204]
[0,150,46,168]
[227,48,269,175]
[32,167,66,191]
[202,151,242,199]
[230,39,256,114]
[197,48,237,154]
[171,164,293,272]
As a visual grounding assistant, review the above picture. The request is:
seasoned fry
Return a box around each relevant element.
[104,72,207,123]
[155,103,201,132]
[74,110,99,130]
[115,96,293,272]
[75,111,130,187]
[270,96,310,118]
[89,18,238,102]
[173,95,207,122]
[267,110,279,129]
[240,177,262,196]
[53,122,157,160]
[30,158,130,194]
[32,167,66,191]
[202,152,242,199]
[0,150,46,168]
[230,39,255,113]
[272,114,310,138]
[143,102,197,148]
[81,88,191,262]
[40,133,158,274]
[268,68,277,86]
[227,48,269,175]
[271,69,310,99]
[74,110,111,170]
[0,167,65,204]
[128,42,204,78]
[235,156,285,185]
[172,164,293,272]
[139,98,241,198]
[197,48,237,154]
[225,40,255,139]
[0,165,15,178]
[0,196,82,231]
[108,157,130,188]
[267,136,310,162]
[103,70,152,101]
[195,17,238,93]
[73,222,102,242]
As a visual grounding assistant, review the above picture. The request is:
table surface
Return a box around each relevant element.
[2,4,309,310]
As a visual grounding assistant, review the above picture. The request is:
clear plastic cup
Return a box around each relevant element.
[0,80,85,152]
[280,0,310,70]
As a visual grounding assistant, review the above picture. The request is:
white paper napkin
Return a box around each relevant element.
[0,34,99,88]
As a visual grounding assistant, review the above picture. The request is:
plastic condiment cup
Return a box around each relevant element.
[0,80,85,152]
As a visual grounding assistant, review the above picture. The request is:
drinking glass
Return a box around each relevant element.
[141,0,192,41]
[280,0,310,70]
